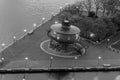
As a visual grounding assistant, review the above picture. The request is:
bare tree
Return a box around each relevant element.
[99,0,120,16]
[82,0,93,14]
[99,0,107,16]
[75,1,84,16]
[93,0,102,16]
[106,0,120,16]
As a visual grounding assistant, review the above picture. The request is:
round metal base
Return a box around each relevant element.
[40,40,86,58]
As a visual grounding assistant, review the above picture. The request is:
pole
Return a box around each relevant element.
[51,12,55,19]
[1,43,5,51]
[96,56,102,78]
[0,58,4,67]
[25,57,28,68]
[50,56,53,69]
[74,57,78,67]
[59,7,63,12]
[22,75,26,80]
[42,17,45,24]
[23,57,28,80]
[23,29,27,36]
[98,56,102,67]
[107,39,110,48]
[33,23,37,30]
[13,36,17,42]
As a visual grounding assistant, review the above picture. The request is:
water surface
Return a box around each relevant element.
[0,0,77,51]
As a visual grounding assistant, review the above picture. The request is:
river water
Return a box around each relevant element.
[0,0,77,51]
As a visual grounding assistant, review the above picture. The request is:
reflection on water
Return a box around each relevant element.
[93,76,99,80]
[1,72,120,80]
[48,72,74,80]
[115,75,120,80]
[0,0,77,51]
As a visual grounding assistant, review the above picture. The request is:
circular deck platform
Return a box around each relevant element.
[40,40,86,58]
